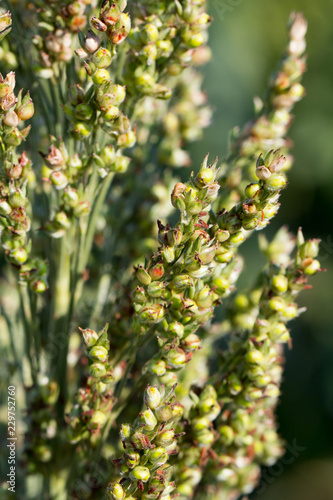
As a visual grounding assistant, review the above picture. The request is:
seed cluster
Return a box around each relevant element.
[0,71,48,291]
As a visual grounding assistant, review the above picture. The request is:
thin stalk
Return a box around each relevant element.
[18,285,37,384]
[48,78,60,131]
[74,172,114,305]
[36,80,55,136]
[52,234,72,409]
[0,301,24,386]
[29,291,40,371]
[89,273,111,329]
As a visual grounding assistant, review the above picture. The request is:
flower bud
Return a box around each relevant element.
[89,362,107,378]
[8,247,28,265]
[91,15,107,31]
[195,168,215,186]
[245,348,264,365]
[166,349,186,369]
[214,248,233,263]
[75,103,93,121]
[141,23,159,43]
[244,386,262,401]
[196,428,215,447]
[8,189,26,208]
[54,211,71,230]
[212,277,230,294]
[256,166,271,180]
[149,359,166,376]
[171,182,186,211]
[31,279,48,294]
[147,281,165,298]
[43,145,65,169]
[89,345,108,363]
[8,206,26,224]
[101,4,121,26]
[266,384,280,399]
[3,110,19,127]
[136,266,151,285]
[0,199,12,215]
[289,12,307,40]
[0,11,12,40]
[79,327,99,347]
[120,423,132,440]
[227,373,242,395]
[84,30,101,53]
[182,30,205,48]
[264,173,286,191]
[92,47,112,68]
[149,262,164,280]
[4,127,23,146]
[160,371,178,387]
[181,333,201,351]
[130,466,150,483]
[245,183,260,198]
[89,410,107,429]
[125,451,140,469]
[140,304,165,323]
[219,425,235,445]
[242,216,260,230]
[301,258,321,275]
[62,188,79,208]
[112,155,130,173]
[107,483,125,500]
[148,447,168,466]
[271,274,289,293]
[161,246,175,263]
[172,403,184,419]
[99,145,115,166]
[172,274,193,290]
[155,404,173,422]
[167,321,184,338]
[198,399,220,422]
[267,297,285,312]
[144,386,161,409]
[269,323,290,343]
[155,429,175,447]
[138,408,157,431]
[103,105,120,121]
[132,287,147,305]
[72,122,92,140]
[50,171,68,190]
[225,232,246,247]
[111,84,126,105]
[17,98,34,121]
[167,228,183,247]
[92,69,110,85]
[283,303,299,320]
[192,416,210,433]
[6,163,23,179]
[299,239,320,259]
[109,14,131,44]
[117,130,136,148]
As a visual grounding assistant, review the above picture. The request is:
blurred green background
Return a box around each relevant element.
[190,0,333,498]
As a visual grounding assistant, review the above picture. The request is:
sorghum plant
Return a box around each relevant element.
[0,3,323,500]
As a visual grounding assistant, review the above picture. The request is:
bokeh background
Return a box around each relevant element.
[190,0,333,498]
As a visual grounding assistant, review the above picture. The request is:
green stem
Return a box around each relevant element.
[89,273,111,329]
[18,285,37,384]
[0,301,24,386]
[29,291,40,371]
[74,172,114,306]
[52,235,72,409]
